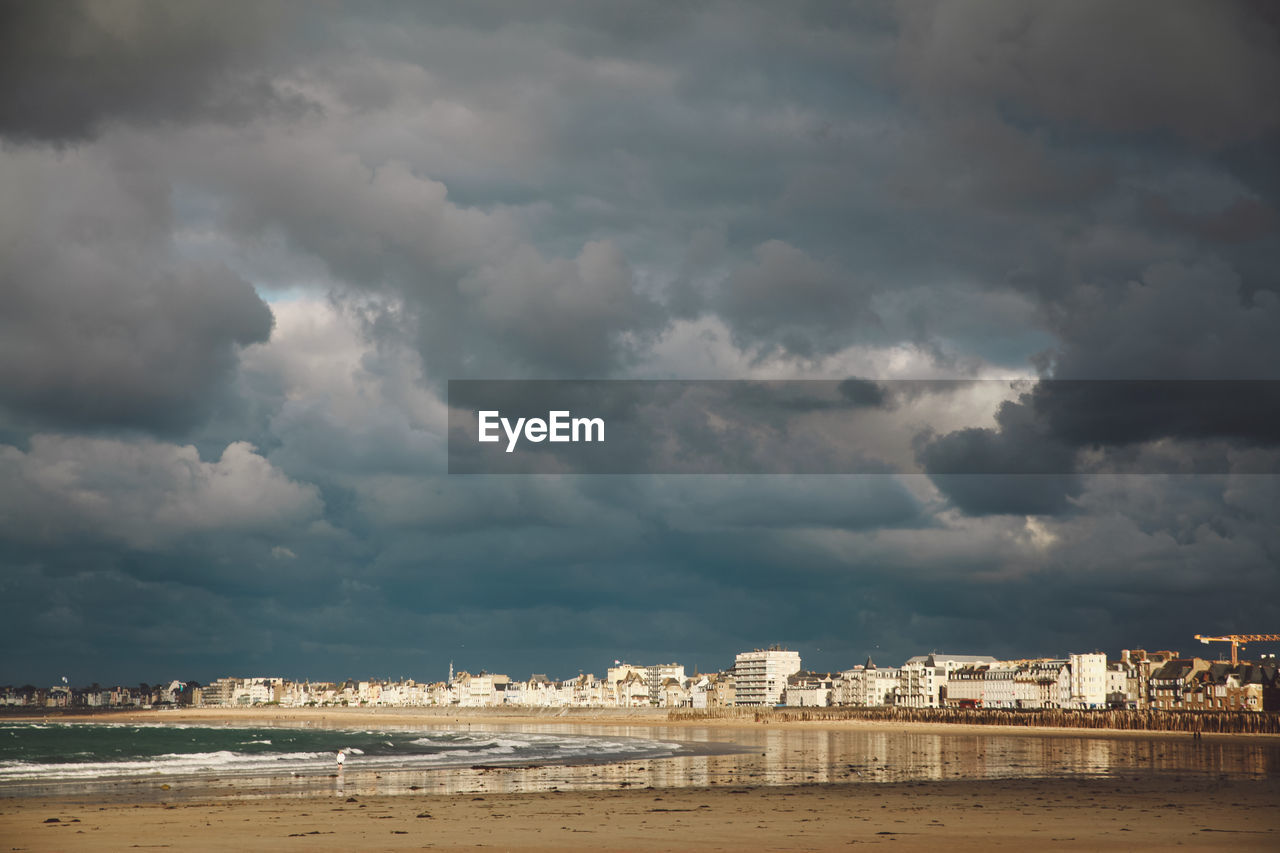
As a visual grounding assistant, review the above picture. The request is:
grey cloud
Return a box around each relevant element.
[918,378,1280,515]
[0,435,322,550]
[1032,382,1280,450]
[597,475,925,533]
[4,461,1275,682]
[916,392,1082,516]
[918,255,1280,516]
[5,1,1280,681]
[1142,194,1279,246]
[0,147,272,432]
[896,0,1280,149]
[718,240,877,359]
[0,0,309,142]
[167,130,661,376]
[458,240,663,372]
[358,472,924,538]
[1045,260,1280,380]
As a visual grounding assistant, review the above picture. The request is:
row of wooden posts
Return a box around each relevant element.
[668,704,1280,733]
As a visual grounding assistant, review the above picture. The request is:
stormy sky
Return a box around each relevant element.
[2,1,1279,685]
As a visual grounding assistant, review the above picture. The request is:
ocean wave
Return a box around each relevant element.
[0,726,682,784]
[0,750,330,781]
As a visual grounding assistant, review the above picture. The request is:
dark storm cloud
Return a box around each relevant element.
[1034,382,1280,448]
[1141,194,1280,246]
[919,379,1280,515]
[170,132,663,377]
[0,146,273,432]
[0,0,309,142]
[8,473,1277,683]
[896,0,1280,149]
[920,220,1280,514]
[916,396,1081,516]
[1043,261,1280,381]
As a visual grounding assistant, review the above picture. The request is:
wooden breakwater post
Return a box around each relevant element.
[667,705,1280,734]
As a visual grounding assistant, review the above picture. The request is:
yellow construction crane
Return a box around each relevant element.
[1194,634,1280,665]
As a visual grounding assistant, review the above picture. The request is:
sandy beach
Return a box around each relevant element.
[5,774,1279,851]
[2,707,1278,850]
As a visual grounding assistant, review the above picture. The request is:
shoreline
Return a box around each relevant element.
[5,706,1278,798]
[4,709,1279,849]
[9,705,1279,742]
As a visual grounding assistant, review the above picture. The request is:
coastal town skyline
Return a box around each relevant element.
[10,636,1278,714]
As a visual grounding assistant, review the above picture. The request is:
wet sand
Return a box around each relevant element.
[4,708,1279,850]
[5,776,1279,851]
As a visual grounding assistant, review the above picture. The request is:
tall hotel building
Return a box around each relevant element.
[734,647,802,706]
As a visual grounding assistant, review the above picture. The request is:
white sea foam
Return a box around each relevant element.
[0,727,680,784]
[0,750,329,781]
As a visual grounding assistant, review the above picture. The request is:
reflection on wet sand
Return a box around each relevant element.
[235,722,1279,800]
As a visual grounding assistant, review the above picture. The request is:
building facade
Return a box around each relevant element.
[899,654,999,708]
[734,648,801,706]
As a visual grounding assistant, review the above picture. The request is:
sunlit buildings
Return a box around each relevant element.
[899,654,999,708]
[733,647,801,706]
[1068,652,1107,708]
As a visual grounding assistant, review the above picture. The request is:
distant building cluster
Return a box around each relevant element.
[5,646,1278,712]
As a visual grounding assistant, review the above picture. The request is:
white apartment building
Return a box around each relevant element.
[734,647,801,706]
[899,654,999,708]
[646,664,686,706]
[783,672,836,707]
[946,657,1114,710]
[607,664,646,683]
[1068,652,1107,708]
[1029,660,1072,708]
[1105,663,1132,707]
[505,675,568,707]
[661,677,691,708]
[200,677,239,706]
[689,673,735,708]
[570,675,607,707]
[604,663,687,707]
[202,676,281,707]
[613,670,650,707]
[249,678,283,705]
[944,664,990,707]
[835,660,900,707]
[455,673,510,707]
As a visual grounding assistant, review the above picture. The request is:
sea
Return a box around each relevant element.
[0,721,683,787]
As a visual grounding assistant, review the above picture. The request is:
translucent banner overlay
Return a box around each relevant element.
[447,380,1280,475]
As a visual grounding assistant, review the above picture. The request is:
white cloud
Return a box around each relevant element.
[0,436,322,550]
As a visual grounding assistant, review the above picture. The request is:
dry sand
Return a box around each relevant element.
[3,707,1278,851]
[6,776,1278,851]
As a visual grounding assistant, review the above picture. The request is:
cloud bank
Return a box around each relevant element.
[2,1,1277,682]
